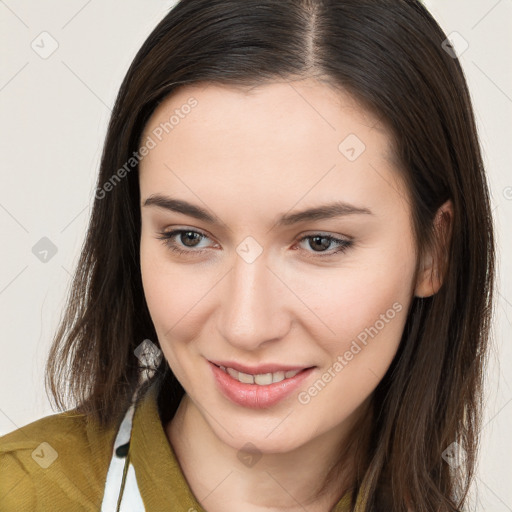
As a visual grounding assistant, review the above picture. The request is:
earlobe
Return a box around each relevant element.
[414,254,442,298]
[414,199,453,298]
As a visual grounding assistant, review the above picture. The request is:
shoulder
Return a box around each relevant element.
[0,409,118,511]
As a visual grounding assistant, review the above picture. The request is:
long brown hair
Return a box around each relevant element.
[45,1,495,510]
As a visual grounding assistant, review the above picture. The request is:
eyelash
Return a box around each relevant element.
[155,229,353,258]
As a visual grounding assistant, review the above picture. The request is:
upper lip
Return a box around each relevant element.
[210,360,314,375]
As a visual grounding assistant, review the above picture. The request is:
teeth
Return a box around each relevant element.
[255,373,273,385]
[224,367,237,380]
[272,371,285,383]
[219,366,304,385]
[238,371,254,384]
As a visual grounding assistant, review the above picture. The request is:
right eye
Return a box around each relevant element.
[156,229,216,255]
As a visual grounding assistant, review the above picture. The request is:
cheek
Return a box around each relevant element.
[287,236,416,362]
[140,239,201,385]
[292,262,413,421]
[140,235,188,333]
[140,234,218,346]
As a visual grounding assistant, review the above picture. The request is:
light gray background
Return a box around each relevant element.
[1,1,511,510]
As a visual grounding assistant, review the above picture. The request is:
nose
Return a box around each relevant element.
[216,250,292,351]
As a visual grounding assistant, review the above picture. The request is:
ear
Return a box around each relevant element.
[414,199,454,298]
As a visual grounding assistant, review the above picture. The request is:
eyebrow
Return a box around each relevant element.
[142,194,373,227]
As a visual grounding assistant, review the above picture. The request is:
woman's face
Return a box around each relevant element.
[139,79,421,453]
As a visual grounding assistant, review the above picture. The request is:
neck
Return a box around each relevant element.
[165,394,371,512]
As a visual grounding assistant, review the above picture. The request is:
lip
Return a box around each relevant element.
[209,360,310,375]
[209,361,315,409]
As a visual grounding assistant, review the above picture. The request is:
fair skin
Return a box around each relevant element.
[139,78,452,512]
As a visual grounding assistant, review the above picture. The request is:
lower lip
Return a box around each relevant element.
[209,362,315,409]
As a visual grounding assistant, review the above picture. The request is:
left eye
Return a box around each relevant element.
[156,230,352,258]
[296,234,352,256]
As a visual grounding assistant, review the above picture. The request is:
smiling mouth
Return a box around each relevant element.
[209,362,316,409]
[212,363,314,386]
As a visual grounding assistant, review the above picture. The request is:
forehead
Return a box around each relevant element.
[141,78,387,157]
[139,79,407,217]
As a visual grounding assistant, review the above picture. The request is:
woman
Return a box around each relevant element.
[0,0,495,511]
